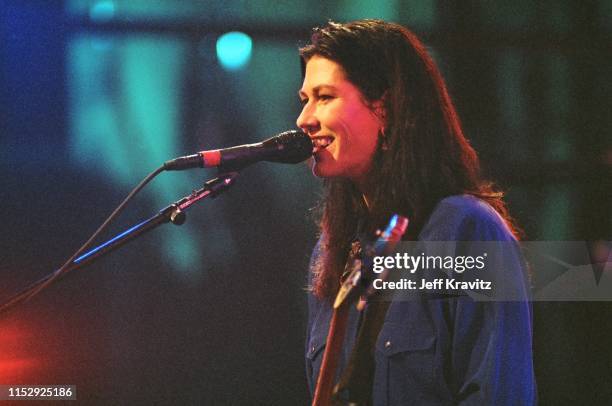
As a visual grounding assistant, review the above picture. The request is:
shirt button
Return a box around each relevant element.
[310,346,316,353]
[385,340,392,349]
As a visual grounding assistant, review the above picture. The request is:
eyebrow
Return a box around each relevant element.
[298,85,338,99]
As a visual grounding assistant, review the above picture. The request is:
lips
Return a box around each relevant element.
[312,136,335,153]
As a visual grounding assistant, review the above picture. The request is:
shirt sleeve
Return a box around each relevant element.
[450,298,536,405]
[305,237,322,395]
[430,197,536,405]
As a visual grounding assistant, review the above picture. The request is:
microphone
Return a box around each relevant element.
[163,130,313,171]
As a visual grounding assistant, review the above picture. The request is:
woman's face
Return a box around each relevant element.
[296,55,383,188]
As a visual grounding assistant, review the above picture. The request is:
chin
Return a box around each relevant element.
[311,164,325,178]
[311,162,336,179]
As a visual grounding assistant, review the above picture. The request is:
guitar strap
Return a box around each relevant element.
[333,299,390,406]
[333,230,392,405]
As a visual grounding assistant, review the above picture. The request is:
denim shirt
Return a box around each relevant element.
[306,195,536,405]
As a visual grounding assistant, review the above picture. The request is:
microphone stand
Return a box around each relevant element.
[72,171,238,268]
[0,172,238,316]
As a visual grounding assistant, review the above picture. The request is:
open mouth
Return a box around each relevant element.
[312,136,335,153]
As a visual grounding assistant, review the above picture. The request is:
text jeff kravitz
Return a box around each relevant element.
[373,278,493,291]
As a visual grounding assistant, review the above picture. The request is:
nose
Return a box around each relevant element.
[296,103,319,135]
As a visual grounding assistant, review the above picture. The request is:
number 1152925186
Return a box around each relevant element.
[0,385,76,400]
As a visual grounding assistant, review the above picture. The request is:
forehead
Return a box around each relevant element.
[300,56,348,92]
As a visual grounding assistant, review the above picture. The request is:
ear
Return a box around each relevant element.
[371,98,386,126]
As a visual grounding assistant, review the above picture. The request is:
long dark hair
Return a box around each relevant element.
[300,20,520,300]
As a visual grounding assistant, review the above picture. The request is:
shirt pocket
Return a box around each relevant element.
[374,322,437,405]
[306,334,326,362]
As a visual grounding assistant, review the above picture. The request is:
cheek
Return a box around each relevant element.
[352,115,381,153]
[358,133,379,161]
[325,103,381,157]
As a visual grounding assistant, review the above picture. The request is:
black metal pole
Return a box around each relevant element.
[0,172,238,316]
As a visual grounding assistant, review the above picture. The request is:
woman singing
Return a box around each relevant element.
[297,20,535,405]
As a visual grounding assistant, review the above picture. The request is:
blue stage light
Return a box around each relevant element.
[89,1,115,22]
[216,32,252,71]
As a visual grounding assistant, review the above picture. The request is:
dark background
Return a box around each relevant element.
[1,1,610,404]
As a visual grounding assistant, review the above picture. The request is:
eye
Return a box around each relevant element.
[299,98,308,106]
[318,94,334,102]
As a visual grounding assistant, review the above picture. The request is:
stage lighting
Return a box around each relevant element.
[216,32,252,71]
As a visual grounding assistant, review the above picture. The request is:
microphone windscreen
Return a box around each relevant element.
[263,130,313,164]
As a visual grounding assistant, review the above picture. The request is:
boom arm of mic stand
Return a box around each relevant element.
[0,172,238,316]
[71,172,238,268]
